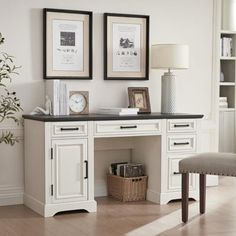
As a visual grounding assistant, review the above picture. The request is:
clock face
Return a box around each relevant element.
[69,93,87,113]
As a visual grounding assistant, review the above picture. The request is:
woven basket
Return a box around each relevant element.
[107,174,147,202]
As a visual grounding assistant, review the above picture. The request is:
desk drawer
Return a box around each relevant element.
[167,135,196,153]
[52,122,88,137]
[167,119,196,133]
[94,120,161,137]
[168,157,195,191]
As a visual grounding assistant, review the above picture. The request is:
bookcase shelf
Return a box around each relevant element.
[219,108,235,112]
[220,56,236,60]
[220,82,235,86]
[217,0,236,154]
[221,30,236,35]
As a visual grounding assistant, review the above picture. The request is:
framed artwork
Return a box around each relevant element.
[104,13,149,80]
[43,8,93,80]
[128,87,151,113]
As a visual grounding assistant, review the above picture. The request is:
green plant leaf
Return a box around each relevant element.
[0,33,23,146]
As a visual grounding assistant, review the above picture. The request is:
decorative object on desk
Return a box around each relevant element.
[98,107,139,115]
[151,44,189,114]
[30,96,52,115]
[69,91,89,115]
[104,13,149,80]
[128,87,151,113]
[44,8,93,80]
[0,33,22,146]
[45,80,69,115]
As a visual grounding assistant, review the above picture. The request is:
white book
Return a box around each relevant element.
[98,110,137,115]
[220,38,223,56]
[223,38,226,56]
[222,37,229,57]
[222,37,233,57]
[227,38,231,56]
[219,97,227,102]
[219,105,228,108]
[219,102,228,108]
[230,38,233,56]
[64,83,69,115]
[99,107,139,114]
[45,80,60,116]
[98,110,139,115]
[59,82,64,115]
[119,112,138,116]
[59,82,69,115]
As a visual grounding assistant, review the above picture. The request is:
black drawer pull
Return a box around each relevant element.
[120,125,137,129]
[173,172,181,175]
[173,142,190,146]
[174,124,190,128]
[60,127,79,131]
[84,160,88,179]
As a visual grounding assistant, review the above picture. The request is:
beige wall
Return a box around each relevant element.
[0,0,214,204]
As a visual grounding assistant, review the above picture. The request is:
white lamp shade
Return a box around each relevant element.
[151,44,189,69]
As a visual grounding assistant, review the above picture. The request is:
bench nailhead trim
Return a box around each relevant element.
[179,170,236,177]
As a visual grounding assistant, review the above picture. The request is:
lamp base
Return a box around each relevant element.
[161,71,176,114]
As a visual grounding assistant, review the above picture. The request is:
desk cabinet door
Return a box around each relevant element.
[51,139,88,203]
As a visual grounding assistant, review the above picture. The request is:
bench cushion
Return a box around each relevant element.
[179,153,236,176]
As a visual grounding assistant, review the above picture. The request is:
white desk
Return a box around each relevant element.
[23,113,203,217]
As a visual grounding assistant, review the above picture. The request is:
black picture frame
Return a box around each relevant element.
[43,8,93,80]
[104,13,149,80]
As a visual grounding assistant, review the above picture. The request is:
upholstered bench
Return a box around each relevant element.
[179,152,236,223]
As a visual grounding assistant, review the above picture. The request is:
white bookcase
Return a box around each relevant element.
[217,0,236,153]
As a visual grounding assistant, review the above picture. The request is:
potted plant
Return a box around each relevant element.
[0,33,22,145]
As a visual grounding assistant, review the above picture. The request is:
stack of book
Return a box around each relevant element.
[45,80,69,116]
[219,97,228,109]
[109,162,144,178]
[98,107,139,115]
[221,37,233,57]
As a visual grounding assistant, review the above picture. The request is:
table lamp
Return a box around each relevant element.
[151,44,189,114]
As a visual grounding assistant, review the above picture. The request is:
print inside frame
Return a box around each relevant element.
[128,87,151,113]
[104,13,149,80]
[44,8,93,80]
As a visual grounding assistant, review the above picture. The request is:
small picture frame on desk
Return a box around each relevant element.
[43,8,93,80]
[104,13,149,80]
[128,87,151,113]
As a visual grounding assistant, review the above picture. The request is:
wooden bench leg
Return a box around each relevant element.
[200,174,206,214]
[182,173,189,223]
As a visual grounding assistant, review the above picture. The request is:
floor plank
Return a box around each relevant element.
[0,177,236,236]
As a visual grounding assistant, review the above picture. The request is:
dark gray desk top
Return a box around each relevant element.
[23,113,204,122]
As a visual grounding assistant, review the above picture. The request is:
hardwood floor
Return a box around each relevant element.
[1,177,236,236]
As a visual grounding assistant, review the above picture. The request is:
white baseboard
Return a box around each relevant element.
[94,179,107,197]
[0,186,24,206]
[146,188,160,204]
[24,194,44,216]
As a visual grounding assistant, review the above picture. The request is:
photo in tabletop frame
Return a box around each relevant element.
[128,87,151,113]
